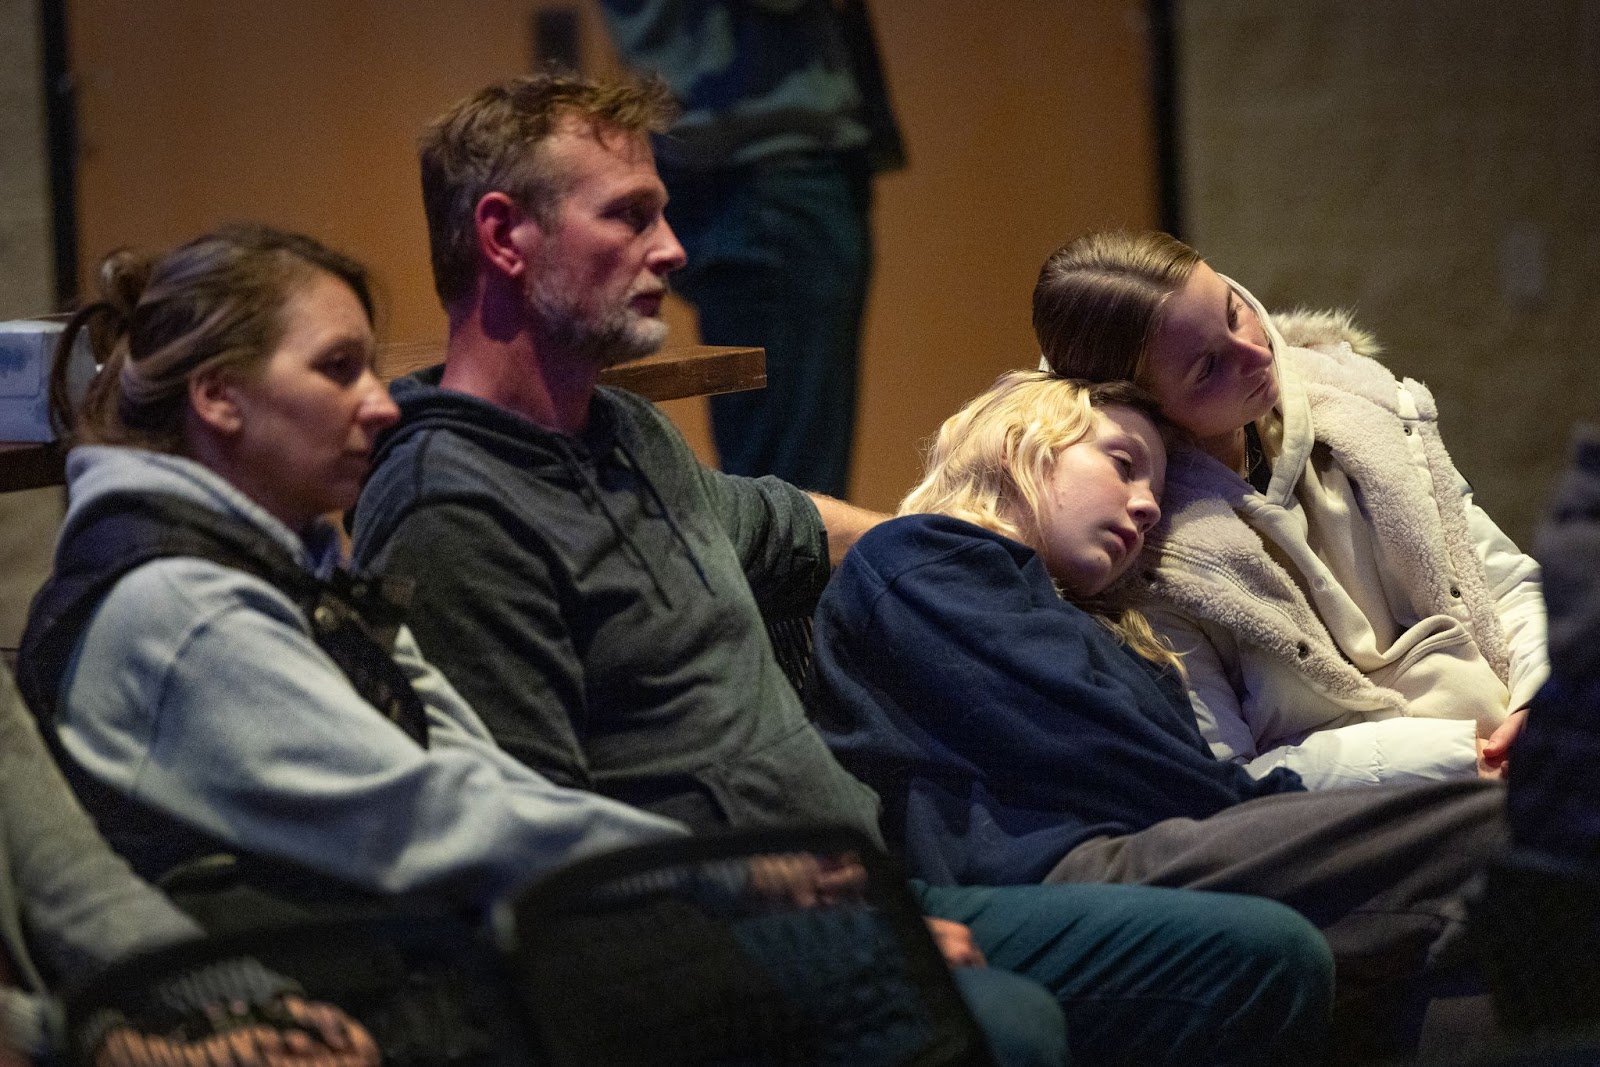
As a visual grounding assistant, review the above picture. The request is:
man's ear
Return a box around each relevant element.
[475,191,539,283]
[187,366,244,436]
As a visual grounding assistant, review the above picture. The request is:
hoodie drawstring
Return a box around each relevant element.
[553,437,703,610]
[615,436,713,595]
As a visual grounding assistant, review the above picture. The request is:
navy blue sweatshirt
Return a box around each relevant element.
[809,514,1303,886]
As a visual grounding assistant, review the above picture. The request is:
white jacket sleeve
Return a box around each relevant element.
[1233,718,1481,790]
[1154,610,1481,789]
[1456,470,1549,710]
[57,559,686,909]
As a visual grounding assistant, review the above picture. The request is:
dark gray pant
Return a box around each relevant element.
[1047,778,1506,1059]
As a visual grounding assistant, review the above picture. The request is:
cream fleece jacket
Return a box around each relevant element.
[1138,283,1548,790]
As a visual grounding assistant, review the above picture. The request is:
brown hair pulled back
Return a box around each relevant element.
[49,223,372,454]
[1032,230,1203,384]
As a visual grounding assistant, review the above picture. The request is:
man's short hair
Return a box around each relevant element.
[418,71,677,309]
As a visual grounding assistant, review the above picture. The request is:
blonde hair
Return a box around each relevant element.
[901,371,1181,672]
[1033,230,1203,383]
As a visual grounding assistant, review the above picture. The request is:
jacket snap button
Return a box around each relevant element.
[1450,586,1462,598]
[1296,641,1310,658]
[1403,425,1413,435]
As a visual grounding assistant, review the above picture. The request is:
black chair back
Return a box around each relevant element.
[498,826,994,1067]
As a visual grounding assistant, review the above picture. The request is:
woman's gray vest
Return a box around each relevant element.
[15,491,427,905]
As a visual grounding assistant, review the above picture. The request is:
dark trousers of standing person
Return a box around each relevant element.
[664,150,872,499]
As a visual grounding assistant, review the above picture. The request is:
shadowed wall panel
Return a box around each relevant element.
[1178,0,1600,544]
[0,0,65,657]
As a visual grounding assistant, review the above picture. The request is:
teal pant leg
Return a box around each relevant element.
[917,881,1332,1066]
[952,966,1070,1067]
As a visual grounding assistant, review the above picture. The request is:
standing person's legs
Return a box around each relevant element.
[665,155,871,498]
[916,881,1333,1066]
[1048,778,1505,1059]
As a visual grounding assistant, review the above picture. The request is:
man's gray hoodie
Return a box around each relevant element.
[351,368,881,840]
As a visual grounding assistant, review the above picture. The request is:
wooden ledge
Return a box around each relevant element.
[376,342,766,402]
[1,344,765,493]
[0,442,65,494]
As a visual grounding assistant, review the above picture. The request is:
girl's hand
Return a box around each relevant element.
[1478,708,1529,779]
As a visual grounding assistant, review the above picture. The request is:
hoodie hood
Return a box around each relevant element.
[62,446,343,577]
[1153,277,1388,513]
[371,366,622,483]
[356,367,713,612]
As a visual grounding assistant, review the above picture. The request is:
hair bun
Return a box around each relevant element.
[98,248,156,318]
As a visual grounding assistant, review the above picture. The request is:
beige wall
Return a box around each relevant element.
[860,1,1157,506]
[68,0,1158,512]
[0,0,65,657]
[1178,0,1600,546]
[0,0,51,318]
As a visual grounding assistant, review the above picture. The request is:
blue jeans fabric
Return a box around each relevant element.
[917,881,1333,1066]
[664,152,872,498]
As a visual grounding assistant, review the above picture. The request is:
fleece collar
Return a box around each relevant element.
[1143,293,1509,700]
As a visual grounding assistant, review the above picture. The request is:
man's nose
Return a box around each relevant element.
[652,218,688,274]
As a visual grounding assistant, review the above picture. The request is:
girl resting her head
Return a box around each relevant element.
[807,371,1305,888]
[1032,230,1546,789]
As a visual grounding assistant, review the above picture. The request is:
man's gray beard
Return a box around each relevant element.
[527,281,668,369]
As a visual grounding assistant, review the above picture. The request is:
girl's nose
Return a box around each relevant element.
[1237,335,1274,373]
[1130,488,1161,532]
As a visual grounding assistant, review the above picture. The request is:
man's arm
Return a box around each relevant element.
[806,493,888,569]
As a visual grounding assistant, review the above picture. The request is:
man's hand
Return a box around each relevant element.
[746,852,868,906]
[277,997,380,1065]
[1478,708,1529,779]
[923,918,986,969]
